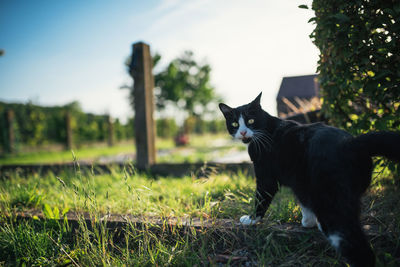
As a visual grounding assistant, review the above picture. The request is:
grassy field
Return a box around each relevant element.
[0,134,245,165]
[1,167,400,266]
[0,166,294,221]
[0,141,138,165]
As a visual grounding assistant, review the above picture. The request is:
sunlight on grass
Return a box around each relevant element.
[0,166,300,223]
[0,134,243,165]
[0,168,255,219]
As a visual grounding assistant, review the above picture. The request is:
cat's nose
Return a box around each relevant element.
[240,130,247,136]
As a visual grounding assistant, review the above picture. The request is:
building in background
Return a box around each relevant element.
[276,74,320,118]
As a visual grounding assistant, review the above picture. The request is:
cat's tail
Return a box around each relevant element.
[348,131,400,161]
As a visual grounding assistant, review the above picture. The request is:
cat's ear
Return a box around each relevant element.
[250,92,262,107]
[219,103,233,117]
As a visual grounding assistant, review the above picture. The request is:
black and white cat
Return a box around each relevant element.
[219,93,400,267]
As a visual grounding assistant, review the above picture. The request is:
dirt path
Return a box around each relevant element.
[213,150,250,163]
[95,139,251,164]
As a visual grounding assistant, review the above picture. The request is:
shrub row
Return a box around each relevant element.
[0,101,226,153]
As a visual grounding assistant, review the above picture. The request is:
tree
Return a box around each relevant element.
[123,50,221,119]
[154,51,221,117]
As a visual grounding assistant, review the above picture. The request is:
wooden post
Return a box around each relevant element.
[5,109,15,153]
[106,115,114,147]
[129,42,156,169]
[65,111,73,150]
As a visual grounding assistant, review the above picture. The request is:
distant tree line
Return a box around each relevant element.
[0,101,133,149]
[0,101,226,153]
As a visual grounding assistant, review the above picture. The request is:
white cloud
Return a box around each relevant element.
[138,0,318,115]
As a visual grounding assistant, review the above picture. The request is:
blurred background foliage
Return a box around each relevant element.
[125,50,222,118]
[0,101,225,154]
[0,101,129,150]
[154,50,222,117]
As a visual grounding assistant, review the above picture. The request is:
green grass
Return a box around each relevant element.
[0,141,136,165]
[0,134,244,165]
[0,167,295,221]
[1,167,399,266]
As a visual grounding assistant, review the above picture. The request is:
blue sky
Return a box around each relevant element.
[0,0,318,122]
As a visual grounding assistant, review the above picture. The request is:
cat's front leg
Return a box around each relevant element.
[240,162,278,225]
[299,204,318,228]
[239,215,261,225]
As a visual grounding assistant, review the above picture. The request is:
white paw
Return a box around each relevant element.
[317,222,322,232]
[240,215,260,225]
[301,216,318,228]
[300,205,318,228]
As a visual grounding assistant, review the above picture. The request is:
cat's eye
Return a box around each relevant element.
[231,122,239,127]
[248,119,255,124]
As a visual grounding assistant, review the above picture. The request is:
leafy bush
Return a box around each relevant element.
[310,0,400,134]
[0,101,135,151]
[156,118,179,138]
[0,100,226,153]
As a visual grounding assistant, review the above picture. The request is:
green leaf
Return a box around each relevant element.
[62,207,70,216]
[333,13,350,22]
[298,4,308,9]
[53,206,60,220]
[367,71,375,77]
[394,3,400,13]
[349,114,359,121]
[308,17,316,23]
[43,203,54,219]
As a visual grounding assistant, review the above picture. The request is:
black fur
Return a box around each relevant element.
[219,93,400,267]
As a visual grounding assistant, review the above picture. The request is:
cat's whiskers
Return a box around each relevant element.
[254,130,272,142]
[254,133,271,144]
[249,130,271,154]
[259,131,273,143]
[252,134,263,154]
[252,130,272,150]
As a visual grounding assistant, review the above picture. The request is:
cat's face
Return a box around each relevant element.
[219,93,264,144]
